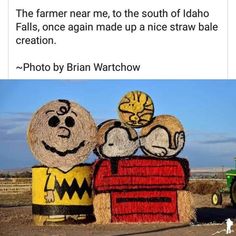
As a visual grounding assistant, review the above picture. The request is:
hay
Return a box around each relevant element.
[140,115,185,158]
[27,99,97,170]
[32,165,94,224]
[32,165,93,206]
[33,215,48,226]
[177,190,195,223]
[95,120,139,159]
[93,193,111,224]
[188,180,226,195]
[94,158,189,193]
[111,190,179,223]
[118,91,154,128]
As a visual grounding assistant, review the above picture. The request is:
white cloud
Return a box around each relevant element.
[0,112,31,140]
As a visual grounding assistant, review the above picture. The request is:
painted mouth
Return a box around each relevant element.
[42,140,85,157]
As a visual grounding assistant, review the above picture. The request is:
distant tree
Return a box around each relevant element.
[15,171,32,178]
[0,173,11,178]
[0,171,32,178]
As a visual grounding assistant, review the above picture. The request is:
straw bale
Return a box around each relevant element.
[93,193,111,224]
[177,190,196,223]
[140,115,185,158]
[118,91,154,128]
[95,120,139,159]
[27,99,97,170]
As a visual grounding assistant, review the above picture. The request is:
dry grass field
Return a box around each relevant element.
[0,179,236,236]
[188,179,226,194]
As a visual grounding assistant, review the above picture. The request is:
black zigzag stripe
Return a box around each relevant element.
[55,178,92,200]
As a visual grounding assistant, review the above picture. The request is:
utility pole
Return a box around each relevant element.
[221,165,224,179]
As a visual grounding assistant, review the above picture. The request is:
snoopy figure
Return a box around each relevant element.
[226,218,233,234]
[140,115,185,158]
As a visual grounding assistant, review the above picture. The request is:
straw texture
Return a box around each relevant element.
[95,119,139,159]
[118,91,154,128]
[177,190,195,223]
[27,99,97,170]
[140,115,185,158]
[93,193,111,224]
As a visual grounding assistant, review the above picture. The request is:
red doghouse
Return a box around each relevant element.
[93,156,190,223]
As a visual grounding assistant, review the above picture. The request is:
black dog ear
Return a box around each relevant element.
[97,119,116,130]
[114,121,122,127]
[93,148,100,157]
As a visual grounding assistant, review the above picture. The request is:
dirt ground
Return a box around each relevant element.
[1,194,236,236]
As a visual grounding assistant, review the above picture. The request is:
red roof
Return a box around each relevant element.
[93,156,189,193]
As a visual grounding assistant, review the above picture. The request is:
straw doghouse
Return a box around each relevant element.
[93,157,194,223]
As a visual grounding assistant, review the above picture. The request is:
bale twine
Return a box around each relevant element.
[140,115,185,158]
[27,99,97,170]
[177,190,196,223]
[94,119,139,159]
[118,91,154,128]
[93,193,111,224]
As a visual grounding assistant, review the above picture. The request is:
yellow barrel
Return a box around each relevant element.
[32,164,93,223]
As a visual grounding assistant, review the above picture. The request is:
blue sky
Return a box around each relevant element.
[0,80,236,169]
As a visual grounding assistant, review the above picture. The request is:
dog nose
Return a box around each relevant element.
[57,126,71,139]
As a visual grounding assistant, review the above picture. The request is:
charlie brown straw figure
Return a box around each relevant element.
[27,99,97,225]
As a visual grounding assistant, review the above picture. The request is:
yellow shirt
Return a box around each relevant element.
[32,165,93,205]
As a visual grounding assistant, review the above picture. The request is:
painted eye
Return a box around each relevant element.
[65,116,75,127]
[48,116,60,127]
[108,143,114,146]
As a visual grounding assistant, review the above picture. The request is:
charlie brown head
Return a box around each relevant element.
[140,115,185,158]
[94,119,139,159]
[27,99,97,170]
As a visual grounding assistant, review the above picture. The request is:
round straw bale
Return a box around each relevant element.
[140,115,185,158]
[94,119,139,159]
[118,91,154,128]
[27,99,97,170]
[32,165,94,224]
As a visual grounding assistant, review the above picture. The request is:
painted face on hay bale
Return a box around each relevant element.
[27,99,97,170]
[95,120,139,159]
[118,91,154,128]
[140,115,185,158]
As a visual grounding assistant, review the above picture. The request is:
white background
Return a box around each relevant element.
[0,0,235,79]
[229,0,236,78]
[0,1,9,78]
